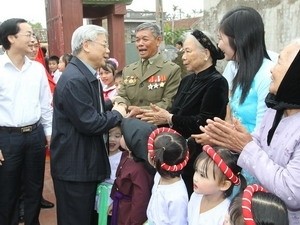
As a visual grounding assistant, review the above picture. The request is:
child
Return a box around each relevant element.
[107,124,123,183]
[114,69,123,93]
[146,127,189,225]
[58,53,72,72]
[224,184,289,225]
[96,124,123,225]
[48,55,61,83]
[109,118,156,225]
[188,145,246,225]
[99,58,118,100]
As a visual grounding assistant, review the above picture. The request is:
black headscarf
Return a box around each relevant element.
[265,50,300,145]
[121,118,156,162]
[191,29,224,65]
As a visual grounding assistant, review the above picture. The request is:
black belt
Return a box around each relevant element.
[0,122,40,133]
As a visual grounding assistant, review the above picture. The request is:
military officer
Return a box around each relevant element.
[115,22,181,117]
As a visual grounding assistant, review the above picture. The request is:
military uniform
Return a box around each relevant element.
[116,53,181,110]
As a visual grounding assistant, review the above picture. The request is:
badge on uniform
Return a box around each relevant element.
[148,75,166,90]
[124,75,137,85]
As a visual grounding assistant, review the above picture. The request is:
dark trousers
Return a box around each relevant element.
[53,178,98,225]
[0,125,46,225]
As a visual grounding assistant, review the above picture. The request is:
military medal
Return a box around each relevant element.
[160,75,166,87]
[148,76,155,90]
[148,83,154,90]
[124,75,137,85]
[148,75,167,90]
[124,76,129,84]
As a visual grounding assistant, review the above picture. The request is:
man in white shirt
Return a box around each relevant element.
[0,18,53,225]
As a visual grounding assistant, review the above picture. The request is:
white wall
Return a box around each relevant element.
[200,0,300,53]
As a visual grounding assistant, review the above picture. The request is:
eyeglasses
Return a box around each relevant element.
[16,32,36,38]
[89,40,109,49]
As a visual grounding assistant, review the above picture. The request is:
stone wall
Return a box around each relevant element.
[198,0,300,53]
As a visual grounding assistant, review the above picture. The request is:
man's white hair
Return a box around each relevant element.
[71,25,107,56]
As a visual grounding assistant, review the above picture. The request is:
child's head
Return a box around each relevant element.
[99,58,118,87]
[193,145,246,198]
[41,46,47,57]
[27,36,39,60]
[147,127,189,178]
[225,184,289,225]
[114,70,123,92]
[58,53,72,72]
[48,55,59,73]
[120,118,156,163]
[108,124,122,156]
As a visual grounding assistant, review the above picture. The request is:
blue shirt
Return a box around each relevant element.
[227,58,274,132]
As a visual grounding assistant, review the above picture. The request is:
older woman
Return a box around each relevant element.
[139,29,228,196]
[194,39,300,225]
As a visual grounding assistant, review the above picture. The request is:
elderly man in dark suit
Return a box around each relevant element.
[50,24,126,225]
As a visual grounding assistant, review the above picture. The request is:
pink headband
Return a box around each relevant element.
[108,57,119,68]
[202,145,240,185]
[242,184,267,225]
[147,127,189,172]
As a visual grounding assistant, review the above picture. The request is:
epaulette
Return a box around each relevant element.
[163,60,175,65]
[125,61,139,68]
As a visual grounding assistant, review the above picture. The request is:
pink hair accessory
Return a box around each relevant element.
[202,145,241,185]
[242,184,267,225]
[147,127,189,172]
[108,58,119,69]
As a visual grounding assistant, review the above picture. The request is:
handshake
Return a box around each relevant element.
[111,96,127,117]
[111,96,144,118]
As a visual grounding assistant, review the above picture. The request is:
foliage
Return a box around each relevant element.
[28,22,48,43]
[28,22,43,30]
[163,23,185,45]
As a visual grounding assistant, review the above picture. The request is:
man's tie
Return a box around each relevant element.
[142,59,149,76]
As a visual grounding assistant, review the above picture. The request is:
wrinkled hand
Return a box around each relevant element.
[136,108,153,120]
[198,117,252,152]
[191,132,215,146]
[112,102,127,117]
[0,149,4,166]
[127,106,143,118]
[139,104,170,125]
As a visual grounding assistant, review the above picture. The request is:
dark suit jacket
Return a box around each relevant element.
[51,56,123,182]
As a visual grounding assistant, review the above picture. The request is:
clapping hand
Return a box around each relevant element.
[194,117,252,152]
[190,132,215,146]
[0,150,4,166]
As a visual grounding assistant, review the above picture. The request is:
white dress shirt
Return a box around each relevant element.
[0,53,53,135]
[52,69,62,84]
